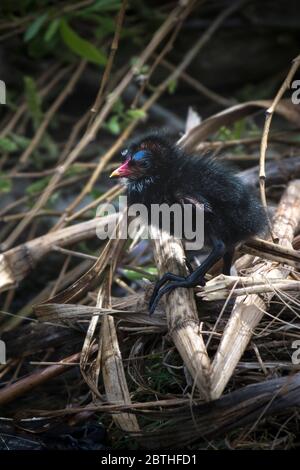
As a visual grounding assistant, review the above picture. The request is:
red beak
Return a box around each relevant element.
[110,160,131,178]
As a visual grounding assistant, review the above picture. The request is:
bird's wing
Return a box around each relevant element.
[176,193,213,213]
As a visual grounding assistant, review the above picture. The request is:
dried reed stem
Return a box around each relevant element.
[210,180,300,399]
[151,227,211,399]
[0,213,118,292]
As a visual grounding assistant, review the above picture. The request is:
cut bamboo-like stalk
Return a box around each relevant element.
[101,314,140,432]
[241,237,300,268]
[0,213,118,293]
[196,274,300,301]
[210,180,300,399]
[151,226,211,400]
[0,349,93,407]
[72,213,140,431]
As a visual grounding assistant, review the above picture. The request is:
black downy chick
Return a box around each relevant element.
[110,133,267,315]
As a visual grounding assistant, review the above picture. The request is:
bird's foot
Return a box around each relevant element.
[149,272,205,316]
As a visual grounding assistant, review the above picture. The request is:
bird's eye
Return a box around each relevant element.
[121,148,128,159]
[132,150,148,162]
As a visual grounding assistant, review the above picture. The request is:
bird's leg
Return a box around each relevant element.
[149,238,226,315]
[222,247,235,275]
[184,257,194,274]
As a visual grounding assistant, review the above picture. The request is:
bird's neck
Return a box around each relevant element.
[126,175,163,206]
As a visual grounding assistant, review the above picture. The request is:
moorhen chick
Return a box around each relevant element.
[110,133,267,314]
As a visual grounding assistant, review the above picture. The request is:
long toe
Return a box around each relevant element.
[149,295,161,316]
[148,281,186,315]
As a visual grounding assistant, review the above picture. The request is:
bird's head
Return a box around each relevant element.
[110,134,174,182]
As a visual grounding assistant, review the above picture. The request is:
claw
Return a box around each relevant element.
[148,237,226,315]
[148,274,206,315]
[149,282,178,315]
[149,272,186,314]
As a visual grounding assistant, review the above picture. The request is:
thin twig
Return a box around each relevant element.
[87,0,128,128]
[14,60,86,171]
[259,54,300,241]
[159,57,233,107]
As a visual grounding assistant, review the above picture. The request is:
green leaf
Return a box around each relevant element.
[44,18,60,42]
[26,176,51,196]
[106,115,121,134]
[10,133,30,150]
[130,57,149,75]
[168,79,177,94]
[0,174,12,193]
[126,108,147,120]
[91,188,104,199]
[59,19,107,65]
[112,98,125,115]
[24,76,43,129]
[122,267,157,281]
[24,13,48,42]
[0,137,18,153]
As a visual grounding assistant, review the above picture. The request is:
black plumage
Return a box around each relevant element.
[110,133,267,314]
